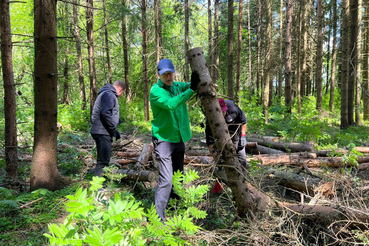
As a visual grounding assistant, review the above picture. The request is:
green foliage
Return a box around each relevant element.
[341,143,362,167]
[0,187,19,216]
[45,172,208,246]
[58,103,90,131]
[170,169,209,220]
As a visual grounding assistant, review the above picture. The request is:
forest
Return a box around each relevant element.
[1,0,369,245]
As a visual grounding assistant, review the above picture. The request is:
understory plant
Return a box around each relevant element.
[44,170,209,246]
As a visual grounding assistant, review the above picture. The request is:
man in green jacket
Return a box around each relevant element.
[150,59,200,222]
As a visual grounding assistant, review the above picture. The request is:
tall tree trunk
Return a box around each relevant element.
[354,0,362,125]
[285,0,293,114]
[31,0,65,191]
[103,0,112,84]
[300,0,308,102]
[235,0,243,104]
[122,0,131,101]
[325,13,331,95]
[257,0,262,102]
[142,0,149,121]
[263,0,272,122]
[0,0,18,180]
[247,0,252,100]
[184,0,189,81]
[329,0,337,112]
[208,0,212,75]
[62,46,69,105]
[85,0,98,119]
[278,0,283,100]
[227,0,234,99]
[212,0,219,84]
[348,0,360,125]
[73,0,86,110]
[316,0,323,111]
[296,1,302,113]
[188,47,255,218]
[340,0,350,128]
[154,0,162,80]
[364,3,369,120]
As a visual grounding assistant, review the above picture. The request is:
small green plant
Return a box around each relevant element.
[341,142,362,167]
[45,171,208,246]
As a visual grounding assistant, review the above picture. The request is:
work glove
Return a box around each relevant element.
[240,135,247,148]
[190,71,200,91]
[113,130,121,141]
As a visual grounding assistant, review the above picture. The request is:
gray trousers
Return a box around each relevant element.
[152,137,185,221]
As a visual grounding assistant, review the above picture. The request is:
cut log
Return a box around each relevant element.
[134,143,153,169]
[256,145,284,155]
[250,154,369,167]
[249,137,316,152]
[116,159,136,164]
[116,151,141,157]
[118,169,158,182]
[265,169,320,195]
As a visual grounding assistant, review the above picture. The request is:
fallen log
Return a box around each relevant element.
[250,154,369,167]
[134,143,153,169]
[118,169,158,182]
[116,151,141,157]
[256,145,284,155]
[116,159,136,164]
[249,137,316,152]
[265,169,320,195]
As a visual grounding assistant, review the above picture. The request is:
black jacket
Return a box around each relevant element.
[205,100,247,147]
[90,83,119,136]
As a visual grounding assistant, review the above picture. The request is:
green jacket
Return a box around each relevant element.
[150,79,195,143]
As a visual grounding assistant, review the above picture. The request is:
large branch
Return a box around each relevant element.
[188,47,255,217]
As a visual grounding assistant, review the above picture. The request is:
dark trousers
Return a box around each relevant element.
[92,134,113,177]
[152,137,185,221]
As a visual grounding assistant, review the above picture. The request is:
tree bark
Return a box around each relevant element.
[363,3,369,120]
[73,0,86,110]
[355,0,362,125]
[188,47,255,217]
[329,0,337,112]
[154,0,162,80]
[31,0,66,191]
[207,0,212,75]
[340,0,350,128]
[285,0,293,114]
[212,0,219,84]
[250,154,369,167]
[85,0,98,119]
[122,0,131,101]
[118,169,158,182]
[316,0,323,111]
[263,0,272,121]
[278,0,283,100]
[247,0,252,100]
[141,0,149,121]
[0,0,18,180]
[227,0,234,99]
[248,137,316,152]
[102,0,112,84]
[235,0,243,104]
[184,0,190,81]
[62,46,69,105]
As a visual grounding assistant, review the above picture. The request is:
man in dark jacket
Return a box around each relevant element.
[90,81,126,177]
[205,98,248,169]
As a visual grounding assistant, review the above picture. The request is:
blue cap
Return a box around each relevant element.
[157,59,175,75]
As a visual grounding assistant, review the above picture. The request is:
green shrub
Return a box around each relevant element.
[45,170,209,246]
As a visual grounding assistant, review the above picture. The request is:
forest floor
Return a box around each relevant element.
[1,126,369,245]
